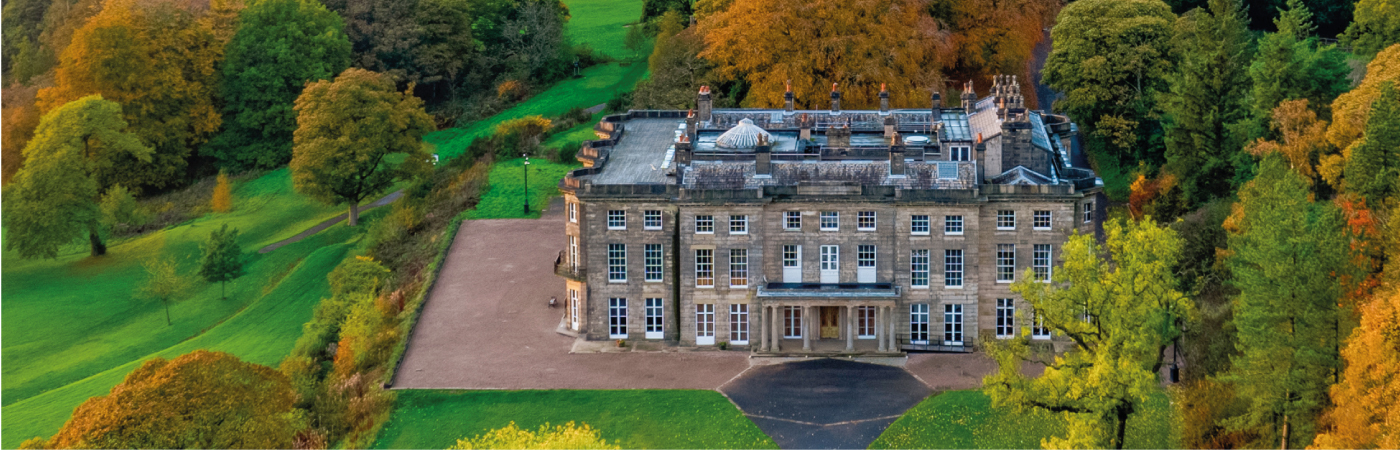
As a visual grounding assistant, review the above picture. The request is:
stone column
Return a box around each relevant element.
[876,306,886,352]
[889,305,898,352]
[758,305,767,352]
[846,305,855,352]
[773,304,782,352]
[802,305,812,351]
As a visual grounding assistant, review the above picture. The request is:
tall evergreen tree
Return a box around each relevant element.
[1162,0,1253,206]
[1225,153,1353,449]
[199,224,245,300]
[1248,0,1350,123]
[1343,83,1400,206]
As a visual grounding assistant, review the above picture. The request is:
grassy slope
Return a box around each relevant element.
[372,390,778,449]
[465,158,581,219]
[870,389,1179,449]
[0,170,370,446]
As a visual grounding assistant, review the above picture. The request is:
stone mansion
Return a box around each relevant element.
[554,76,1103,354]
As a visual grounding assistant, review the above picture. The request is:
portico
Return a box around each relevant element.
[754,282,904,355]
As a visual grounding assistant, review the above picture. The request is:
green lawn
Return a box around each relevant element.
[465,158,581,220]
[0,169,374,446]
[563,0,644,59]
[372,390,778,449]
[871,389,1178,449]
[542,112,606,150]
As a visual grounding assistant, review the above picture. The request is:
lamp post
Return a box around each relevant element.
[522,154,530,215]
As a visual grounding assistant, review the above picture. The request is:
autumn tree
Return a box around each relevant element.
[211,171,233,212]
[1327,44,1400,158]
[699,0,950,110]
[2,85,42,185]
[495,115,552,157]
[1225,153,1352,449]
[291,68,433,226]
[450,422,619,450]
[1042,0,1177,164]
[632,11,719,110]
[1312,288,1400,449]
[37,0,231,191]
[1343,83,1400,206]
[137,256,193,326]
[926,0,1060,88]
[987,218,1193,450]
[207,0,351,170]
[1245,99,1333,186]
[32,350,300,449]
[1247,0,1350,123]
[1342,0,1400,57]
[199,224,245,300]
[2,96,151,258]
[1161,0,1253,206]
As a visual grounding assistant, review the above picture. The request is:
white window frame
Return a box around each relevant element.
[911,215,930,235]
[1032,309,1051,340]
[819,245,839,283]
[729,248,749,288]
[945,215,964,235]
[645,298,664,339]
[910,304,930,344]
[729,304,749,344]
[858,306,876,338]
[608,210,626,230]
[1033,244,1052,283]
[783,306,803,338]
[996,299,1016,339]
[996,244,1016,283]
[569,289,580,331]
[644,244,663,282]
[857,211,877,231]
[911,249,930,288]
[644,210,662,230]
[696,303,715,345]
[1033,210,1051,230]
[695,215,714,234]
[785,211,802,230]
[996,210,1016,230]
[1084,201,1094,223]
[944,304,963,345]
[857,244,876,283]
[730,215,748,235]
[820,211,839,231]
[609,298,628,339]
[782,244,802,283]
[695,249,714,288]
[568,202,577,223]
[944,249,963,288]
[569,235,579,271]
[608,244,627,283]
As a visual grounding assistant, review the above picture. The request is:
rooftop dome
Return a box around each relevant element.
[715,118,772,149]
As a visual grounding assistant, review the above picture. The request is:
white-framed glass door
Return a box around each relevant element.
[696,303,715,345]
[820,245,839,283]
[910,304,930,344]
[645,298,663,339]
[944,304,963,345]
[609,298,628,339]
[857,306,876,338]
[784,306,803,338]
[569,289,580,331]
[857,245,876,283]
[729,304,749,345]
[783,245,802,283]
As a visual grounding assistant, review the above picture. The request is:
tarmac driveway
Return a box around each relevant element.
[720,358,932,449]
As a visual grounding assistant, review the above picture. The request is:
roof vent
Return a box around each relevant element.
[715,118,773,149]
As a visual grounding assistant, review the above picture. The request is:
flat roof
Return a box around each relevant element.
[584,118,681,185]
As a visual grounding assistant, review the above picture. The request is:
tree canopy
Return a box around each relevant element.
[199,224,246,300]
[34,350,300,449]
[1342,83,1400,206]
[1342,0,1400,57]
[1312,288,1400,449]
[988,218,1193,449]
[1,95,151,259]
[291,68,434,226]
[207,0,352,171]
[1247,0,1350,123]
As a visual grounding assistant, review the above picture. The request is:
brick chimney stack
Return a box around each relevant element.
[685,109,697,140]
[830,83,841,115]
[799,113,812,140]
[879,83,890,114]
[961,81,976,115]
[784,80,795,115]
[931,91,942,111]
[889,131,906,177]
[755,134,772,176]
[676,133,693,165]
[697,86,712,122]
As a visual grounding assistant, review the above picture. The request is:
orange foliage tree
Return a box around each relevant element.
[29,350,300,449]
[928,0,1059,103]
[37,0,237,191]
[1246,99,1333,186]
[1327,44,1400,167]
[211,171,232,213]
[1,85,42,185]
[699,0,951,110]
[1312,288,1400,449]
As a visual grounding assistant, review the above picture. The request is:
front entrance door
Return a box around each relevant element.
[820,307,840,339]
[820,245,839,283]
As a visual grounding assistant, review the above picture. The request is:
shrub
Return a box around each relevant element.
[605,91,634,113]
[329,256,391,297]
[211,171,233,212]
[496,80,529,102]
[572,43,613,69]
[450,422,618,449]
[494,116,553,158]
[99,184,149,237]
[557,142,581,164]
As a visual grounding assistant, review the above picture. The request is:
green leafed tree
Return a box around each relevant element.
[199,224,245,300]
[1,95,151,259]
[1225,152,1353,449]
[1342,0,1400,57]
[137,256,193,326]
[1342,82,1400,206]
[1248,0,1350,123]
[290,68,433,226]
[208,0,351,170]
[987,218,1194,450]
[1161,0,1253,207]
[1042,0,1177,164]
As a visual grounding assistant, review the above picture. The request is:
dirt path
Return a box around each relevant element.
[257,190,404,254]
